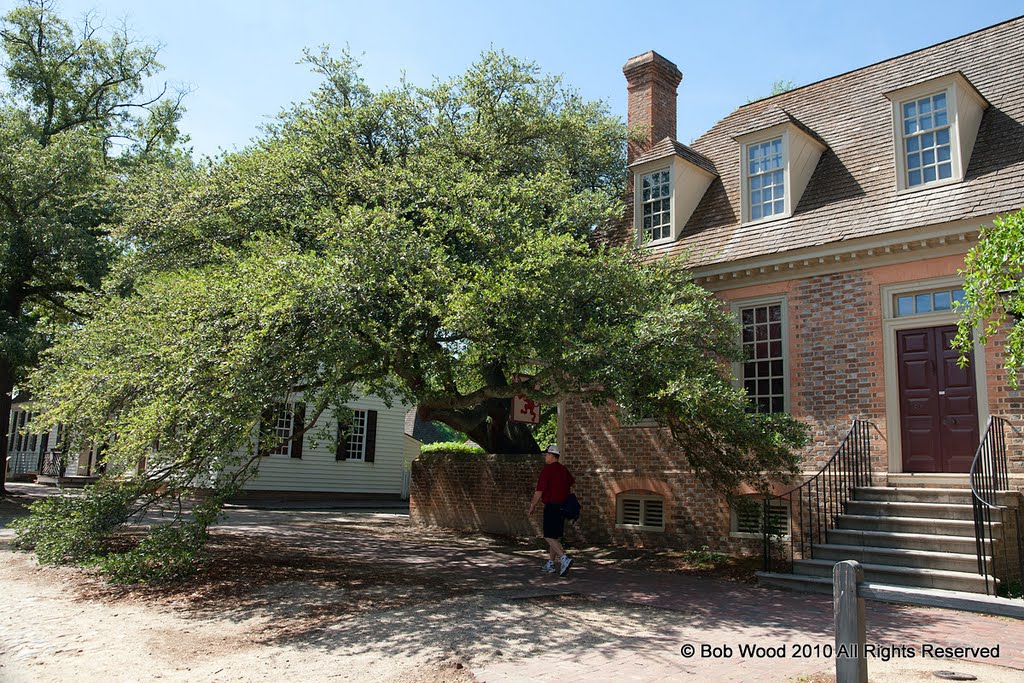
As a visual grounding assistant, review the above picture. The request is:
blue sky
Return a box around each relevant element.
[17,1,1022,158]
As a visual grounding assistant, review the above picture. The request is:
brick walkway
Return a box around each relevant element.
[2,496,1020,682]
[221,507,1024,682]
[454,549,1024,682]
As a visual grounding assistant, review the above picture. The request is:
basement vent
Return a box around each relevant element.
[731,500,790,538]
[616,494,665,531]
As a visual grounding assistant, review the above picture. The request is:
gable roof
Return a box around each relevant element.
[630,137,718,176]
[651,16,1024,270]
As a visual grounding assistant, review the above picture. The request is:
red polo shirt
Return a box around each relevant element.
[536,461,574,504]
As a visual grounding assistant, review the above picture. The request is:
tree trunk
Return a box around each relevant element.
[0,358,13,495]
[418,400,540,454]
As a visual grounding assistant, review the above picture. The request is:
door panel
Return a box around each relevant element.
[897,325,979,473]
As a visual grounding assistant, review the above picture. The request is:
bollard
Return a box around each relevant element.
[833,560,867,683]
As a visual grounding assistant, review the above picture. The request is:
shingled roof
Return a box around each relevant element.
[629,137,718,176]
[650,16,1024,270]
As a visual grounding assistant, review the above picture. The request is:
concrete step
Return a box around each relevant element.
[855,486,1018,506]
[756,573,1024,618]
[793,558,993,593]
[844,500,974,521]
[812,543,983,573]
[835,514,991,537]
[854,486,972,504]
[826,528,983,553]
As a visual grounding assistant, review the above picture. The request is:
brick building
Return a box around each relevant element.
[562,17,1024,592]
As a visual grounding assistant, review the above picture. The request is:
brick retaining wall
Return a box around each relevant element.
[410,452,546,538]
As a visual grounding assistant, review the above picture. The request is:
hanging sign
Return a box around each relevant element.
[510,395,540,424]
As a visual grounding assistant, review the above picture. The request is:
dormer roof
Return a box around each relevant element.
[629,137,718,177]
[645,16,1024,272]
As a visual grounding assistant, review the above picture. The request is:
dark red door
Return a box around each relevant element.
[897,325,979,473]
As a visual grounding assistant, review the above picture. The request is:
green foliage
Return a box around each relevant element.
[420,441,486,455]
[681,545,727,568]
[11,482,136,563]
[431,421,468,443]
[954,209,1024,387]
[12,477,224,584]
[531,411,558,451]
[24,43,807,591]
[0,0,186,491]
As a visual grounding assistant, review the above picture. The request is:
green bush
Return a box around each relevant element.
[11,483,137,564]
[420,441,486,455]
[97,521,209,584]
[12,478,224,584]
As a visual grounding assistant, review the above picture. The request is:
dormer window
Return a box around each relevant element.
[735,115,825,225]
[886,72,988,193]
[901,92,952,187]
[630,139,717,247]
[747,137,785,220]
[641,168,671,242]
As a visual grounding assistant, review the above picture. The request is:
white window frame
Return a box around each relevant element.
[730,499,791,539]
[744,136,786,222]
[616,493,665,531]
[886,73,988,194]
[638,167,673,245]
[267,403,295,457]
[732,295,790,414]
[896,90,954,190]
[738,126,791,225]
[343,409,369,461]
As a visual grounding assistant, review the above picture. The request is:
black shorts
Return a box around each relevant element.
[543,502,565,539]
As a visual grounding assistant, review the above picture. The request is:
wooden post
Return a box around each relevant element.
[833,560,867,683]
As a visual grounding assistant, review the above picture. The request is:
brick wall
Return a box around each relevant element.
[790,271,888,474]
[562,402,762,555]
[410,451,546,538]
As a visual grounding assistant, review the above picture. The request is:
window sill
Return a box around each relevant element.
[639,235,676,248]
[741,212,792,228]
[730,531,790,540]
[616,523,665,532]
[894,176,961,196]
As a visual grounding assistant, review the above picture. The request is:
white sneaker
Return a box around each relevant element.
[542,560,556,573]
[558,554,573,577]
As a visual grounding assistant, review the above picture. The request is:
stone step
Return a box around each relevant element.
[812,543,984,573]
[844,499,974,521]
[826,528,983,553]
[756,573,1023,618]
[855,486,1017,506]
[835,514,991,537]
[792,558,993,593]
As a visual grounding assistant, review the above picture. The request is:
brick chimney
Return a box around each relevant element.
[623,51,682,164]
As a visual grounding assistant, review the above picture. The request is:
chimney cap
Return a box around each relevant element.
[623,51,681,84]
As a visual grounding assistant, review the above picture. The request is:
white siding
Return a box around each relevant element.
[243,395,411,494]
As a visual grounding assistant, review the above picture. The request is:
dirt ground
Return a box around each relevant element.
[1,485,1020,682]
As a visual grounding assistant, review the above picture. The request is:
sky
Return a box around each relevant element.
[10,1,1022,159]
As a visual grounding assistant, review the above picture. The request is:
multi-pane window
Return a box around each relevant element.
[895,287,965,317]
[640,169,671,242]
[902,93,952,187]
[617,494,665,531]
[732,500,791,537]
[343,409,369,460]
[741,303,785,414]
[267,404,294,456]
[747,138,785,221]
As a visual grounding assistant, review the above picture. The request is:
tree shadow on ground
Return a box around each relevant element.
[62,510,1022,672]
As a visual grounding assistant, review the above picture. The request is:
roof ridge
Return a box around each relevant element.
[740,15,1024,110]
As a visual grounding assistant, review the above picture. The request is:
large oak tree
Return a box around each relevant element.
[19,48,807,581]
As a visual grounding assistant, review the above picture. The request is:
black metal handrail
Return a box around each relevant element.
[969,415,1022,596]
[763,419,873,572]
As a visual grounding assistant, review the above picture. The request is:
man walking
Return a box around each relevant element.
[527,444,575,576]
